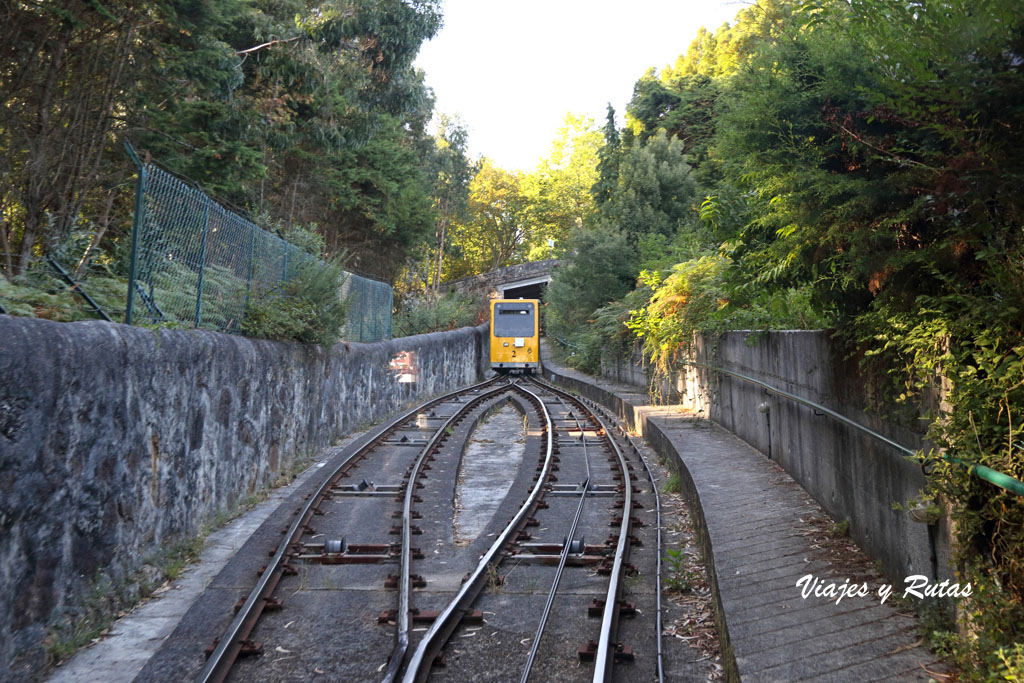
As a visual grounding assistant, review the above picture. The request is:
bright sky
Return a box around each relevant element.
[414,0,750,172]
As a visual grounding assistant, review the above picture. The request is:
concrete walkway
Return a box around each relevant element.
[540,352,950,682]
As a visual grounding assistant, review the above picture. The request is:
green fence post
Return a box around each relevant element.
[244,221,256,311]
[124,141,146,325]
[119,153,395,338]
[193,199,212,328]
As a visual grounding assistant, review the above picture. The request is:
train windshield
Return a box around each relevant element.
[493,303,535,337]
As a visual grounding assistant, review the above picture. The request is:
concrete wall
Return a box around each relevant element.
[599,347,648,388]
[601,331,952,587]
[0,316,487,675]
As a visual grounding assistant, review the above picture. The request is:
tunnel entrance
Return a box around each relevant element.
[501,281,546,300]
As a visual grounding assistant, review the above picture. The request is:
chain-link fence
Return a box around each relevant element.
[125,151,392,342]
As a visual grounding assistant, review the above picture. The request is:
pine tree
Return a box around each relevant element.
[592,104,621,215]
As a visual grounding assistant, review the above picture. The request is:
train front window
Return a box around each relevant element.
[493,304,535,337]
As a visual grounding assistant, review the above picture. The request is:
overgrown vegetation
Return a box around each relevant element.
[0,219,129,321]
[237,224,351,346]
[392,289,487,337]
[543,0,1024,676]
[1,0,445,284]
[241,254,350,346]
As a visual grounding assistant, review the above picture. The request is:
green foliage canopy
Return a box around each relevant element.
[545,1,1024,675]
[1,0,444,285]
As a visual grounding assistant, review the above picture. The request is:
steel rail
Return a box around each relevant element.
[625,432,664,683]
[196,376,503,683]
[540,382,665,682]
[383,380,515,683]
[520,386,594,683]
[401,381,556,683]
[590,404,632,683]
[592,399,665,683]
[528,377,634,682]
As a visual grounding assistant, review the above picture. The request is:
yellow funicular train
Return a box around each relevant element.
[489,298,540,374]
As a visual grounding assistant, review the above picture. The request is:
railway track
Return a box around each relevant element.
[195,375,665,683]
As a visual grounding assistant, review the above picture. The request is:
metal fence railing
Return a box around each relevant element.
[125,145,392,342]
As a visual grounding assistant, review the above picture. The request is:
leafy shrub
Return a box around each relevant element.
[626,253,830,374]
[393,290,486,337]
[240,255,349,346]
[543,223,639,372]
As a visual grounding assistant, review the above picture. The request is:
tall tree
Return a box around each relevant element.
[1,1,147,277]
[427,114,475,293]
[526,112,601,257]
[446,160,531,277]
[592,104,621,211]
[603,129,696,244]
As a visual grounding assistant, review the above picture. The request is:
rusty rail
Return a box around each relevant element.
[519,383,594,683]
[401,380,556,682]
[529,376,634,682]
[197,376,503,683]
[384,380,515,682]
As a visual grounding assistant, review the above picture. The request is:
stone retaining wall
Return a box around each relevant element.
[0,316,487,675]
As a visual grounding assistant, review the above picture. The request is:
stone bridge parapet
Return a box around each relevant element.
[444,259,558,298]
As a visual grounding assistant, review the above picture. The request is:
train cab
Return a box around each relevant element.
[490,298,540,374]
